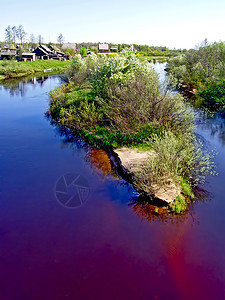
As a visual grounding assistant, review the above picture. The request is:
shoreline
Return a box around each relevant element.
[0,60,70,80]
[110,147,182,205]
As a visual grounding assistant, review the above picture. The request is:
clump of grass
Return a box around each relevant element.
[171,196,187,214]
[133,131,214,207]
[180,178,194,199]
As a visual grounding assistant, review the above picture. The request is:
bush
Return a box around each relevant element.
[171,196,187,214]
[134,131,215,196]
[199,80,225,111]
[167,41,225,92]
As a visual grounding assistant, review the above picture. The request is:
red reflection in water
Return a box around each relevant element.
[0,75,224,300]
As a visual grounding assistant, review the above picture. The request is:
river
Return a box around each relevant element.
[0,71,224,299]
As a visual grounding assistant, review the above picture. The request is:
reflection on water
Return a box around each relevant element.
[131,197,200,225]
[0,74,64,97]
[0,75,47,97]
[196,112,225,146]
[52,121,208,224]
[86,148,119,179]
[1,74,225,299]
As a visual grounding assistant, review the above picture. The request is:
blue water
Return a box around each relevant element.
[0,74,224,300]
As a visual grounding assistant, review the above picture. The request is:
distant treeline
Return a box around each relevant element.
[1,24,183,59]
[76,42,183,57]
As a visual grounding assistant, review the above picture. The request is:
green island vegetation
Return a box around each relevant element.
[167,40,225,111]
[0,60,71,80]
[48,49,215,213]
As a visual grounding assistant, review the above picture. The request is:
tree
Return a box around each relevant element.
[38,34,44,44]
[16,25,26,46]
[29,33,36,49]
[12,26,17,46]
[5,25,13,47]
[57,33,64,49]
[81,47,87,56]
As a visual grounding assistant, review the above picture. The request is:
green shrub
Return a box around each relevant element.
[171,196,187,214]
[167,41,225,93]
[134,131,215,196]
[199,80,225,111]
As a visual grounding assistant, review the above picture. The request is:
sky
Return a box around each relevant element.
[1,0,225,49]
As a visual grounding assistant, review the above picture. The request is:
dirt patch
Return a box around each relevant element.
[114,147,154,171]
[113,147,181,204]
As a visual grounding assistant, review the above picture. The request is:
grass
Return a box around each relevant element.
[198,80,225,111]
[171,196,188,214]
[0,60,71,79]
[137,55,169,62]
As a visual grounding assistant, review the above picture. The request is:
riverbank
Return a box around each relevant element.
[48,50,214,213]
[137,54,169,63]
[0,60,71,80]
[167,42,225,111]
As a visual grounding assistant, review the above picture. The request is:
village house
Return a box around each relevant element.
[33,44,65,60]
[110,46,118,52]
[21,52,36,61]
[62,43,76,52]
[48,45,65,57]
[98,44,109,53]
[0,48,17,60]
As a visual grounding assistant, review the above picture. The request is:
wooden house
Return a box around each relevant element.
[21,52,36,61]
[48,45,65,59]
[33,45,54,60]
[0,48,17,60]
[110,46,118,52]
[99,44,109,53]
[62,43,77,51]
[33,44,65,60]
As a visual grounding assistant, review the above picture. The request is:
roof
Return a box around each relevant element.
[0,49,16,55]
[33,46,48,55]
[22,52,36,56]
[99,44,109,50]
[62,43,76,49]
[48,45,61,52]
[40,44,54,54]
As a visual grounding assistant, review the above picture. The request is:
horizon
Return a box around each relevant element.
[1,0,225,50]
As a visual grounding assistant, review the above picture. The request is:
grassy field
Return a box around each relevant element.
[137,54,169,62]
[0,60,71,80]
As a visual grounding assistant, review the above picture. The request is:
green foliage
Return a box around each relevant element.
[0,60,70,79]
[67,54,98,86]
[49,48,215,207]
[81,47,87,57]
[0,60,33,78]
[90,48,157,99]
[63,48,75,56]
[198,80,225,111]
[180,178,194,199]
[134,131,215,196]
[170,42,225,83]
[167,41,225,110]
[171,196,187,214]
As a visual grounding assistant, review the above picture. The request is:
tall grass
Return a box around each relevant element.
[133,131,215,199]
